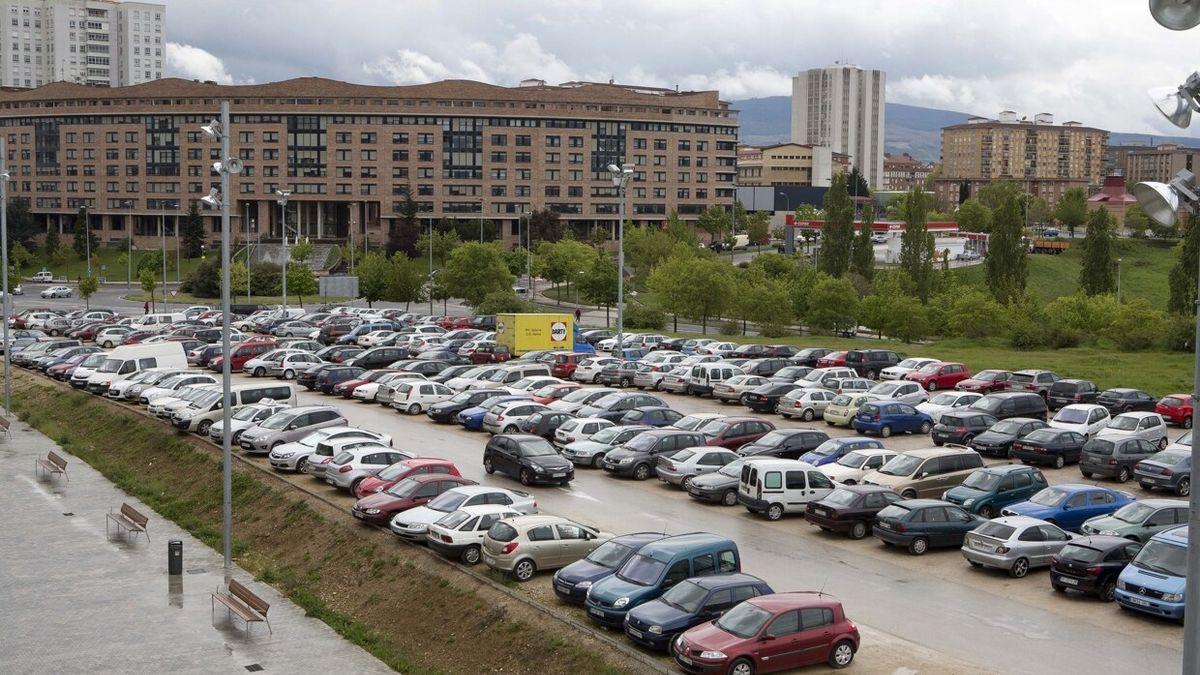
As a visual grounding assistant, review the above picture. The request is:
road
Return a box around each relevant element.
[14,290,1183,673]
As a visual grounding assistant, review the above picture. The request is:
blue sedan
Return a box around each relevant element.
[799,436,885,466]
[456,394,529,431]
[551,532,665,604]
[618,406,683,428]
[1001,483,1135,532]
[852,401,933,438]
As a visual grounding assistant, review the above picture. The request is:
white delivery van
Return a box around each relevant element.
[685,363,744,397]
[736,459,835,520]
[172,382,297,435]
[129,312,186,334]
[85,342,188,394]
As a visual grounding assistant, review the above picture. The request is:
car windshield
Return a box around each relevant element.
[616,553,666,586]
[975,521,1016,539]
[718,458,749,477]
[823,488,860,506]
[1023,429,1058,444]
[660,579,709,613]
[1132,539,1188,577]
[1054,408,1090,424]
[436,509,473,529]
[1113,502,1157,524]
[896,359,922,369]
[258,412,295,430]
[588,426,623,444]
[836,451,870,468]
[592,393,624,408]
[870,383,899,395]
[715,602,773,639]
[810,440,843,457]
[384,477,420,498]
[917,363,942,374]
[831,394,853,406]
[81,354,106,367]
[1085,439,1116,456]
[674,414,712,431]
[1161,396,1185,408]
[427,491,470,513]
[193,391,221,407]
[941,415,964,428]
[877,504,911,519]
[879,454,922,476]
[561,388,597,404]
[1107,416,1140,431]
[1058,543,1105,563]
[377,462,415,481]
[232,406,267,421]
[976,370,1004,382]
[518,439,558,457]
[961,471,1002,491]
[1155,450,1191,466]
[585,540,634,568]
[990,420,1026,435]
[1029,487,1069,507]
[699,420,731,438]
[622,434,659,453]
[96,358,123,373]
[532,385,561,397]
[929,393,960,406]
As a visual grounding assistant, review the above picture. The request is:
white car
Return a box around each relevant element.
[917,391,984,425]
[324,443,415,492]
[391,380,455,414]
[1049,403,1111,439]
[352,371,425,403]
[1093,411,1169,448]
[795,367,858,390]
[357,330,396,347]
[697,341,739,357]
[267,426,393,472]
[596,334,640,351]
[777,388,837,421]
[655,447,740,488]
[820,448,898,485]
[389,485,538,542]
[547,386,617,413]
[40,285,72,298]
[207,402,291,444]
[641,351,684,366]
[244,348,305,377]
[1165,430,1192,454]
[265,352,325,379]
[672,412,726,431]
[880,358,941,381]
[481,400,550,434]
[503,375,562,395]
[274,321,315,338]
[572,356,620,383]
[866,380,929,406]
[425,505,523,565]
[712,374,770,405]
[552,416,614,448]
[139,373,218,405]
[446,365,504,391]
[22,311,61,330]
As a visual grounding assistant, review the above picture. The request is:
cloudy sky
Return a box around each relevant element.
[161,0,1199,136]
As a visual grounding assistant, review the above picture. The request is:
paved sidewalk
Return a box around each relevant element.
[0,419,391,675]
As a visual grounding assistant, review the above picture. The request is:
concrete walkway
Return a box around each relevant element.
[0,419,391,675]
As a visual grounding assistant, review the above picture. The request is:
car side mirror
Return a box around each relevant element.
[916,472,928,479]
[759,634,777,642]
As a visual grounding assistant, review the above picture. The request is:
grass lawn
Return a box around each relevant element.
[23,247,205,283]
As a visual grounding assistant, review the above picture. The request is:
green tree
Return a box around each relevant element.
[139,267,157,311]
[647,255,733,334]
[388,186,420,256]
[850,204,875,281]
[623,225,680,279]
[985,194,1028,304]
[289,237,314,265]
[578,252,618,326]
[43,226,61,266]
[5,197,37,249]
[696,205,731,244]
[976,180,1024,210]
[535,238,592,303]
[72,207,97,261]
[748,252,796,279]
[441,242,516,307]
[943,288,1005,338]
[284,265,318,307]
[386,254,426,309]
[476,290,534,315]
[819,172,854,277]
[956,198,992,233]
[1026,196,1052,227]
[664,210,697,246]
[78,274,99,309]
[1055,187,1088,238]
[356,251,392,307]
[181,200,205,258]
[415,228,461,267]
[885,295,931,343]
[1169,214,1200,315]
[737,270,794,335]
[899,186,935,301]
[8,241,33,280]
[646,254,694,332]
[223,260,248,300]
[1079,207,1116,296]
[746,211,771,246]
[805,275,859,334]
[846,166,870,198]
[529,208,564,243]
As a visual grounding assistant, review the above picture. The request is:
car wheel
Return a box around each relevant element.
[590,455,603,469]
[842,479,856,486]
[722,490,738,506]
[1117,467,1131,483]
[919,421,932,434]
[780,413,792,420]
[902,489,918,500]
[197,420,213,435]
[49,329,59,336]
[1159,437,1169,450]
[908,537,929,555]
[681,475,696,490]
[1177,477,1191,497]
[1009,557,1030,578]
[1051,582,1064,593]
[849,521,868,540]
[592,374,600,383]
[979,504,995,519]
[879,425,892,438]
[408,403,423,415]
[1139,481,1153,491]
[765,503,784,521]
[520,468,533,485]
[295,457,307,473]
[504,424,518,434]
[1081,470,1093,478]
[728,657,755,675]
[253,367,265,377]
[829,641,856,669]
[633,463,651,481]
[1186,417,1193,429]
[484,458,495,474]
[866,370,877,380]
[512,559,536,582]
[461,545,482,565]
[350,477,365,494]
[933,439,944,447]
[621,378,631,387]
[739,393,749,406]
[802,408,815,422]
[283,369,295,380]
[1053,455,1065,469]
[1100,578,1117,602]
[962,434,974,444]
[927,381,937,391]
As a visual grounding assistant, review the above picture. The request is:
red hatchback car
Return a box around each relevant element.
[353,457,462,499]
[1156,394,1194,428]
[905,362,971,391]
[550,352,590,379]
[469,342,512,364]
[531,382,581,405]
[334,368,400,398]
[672,592,859,673]
[350,472,475,524]
[815,351,847,368]
[955,369,1013,394]
[701,416,775,449]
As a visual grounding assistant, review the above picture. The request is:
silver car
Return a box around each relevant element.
[209,402,291,444]
[547,387,617,413]
[961,516,1075,578]
[238,405,347,454]
[268,426,392,472]
[866,380,930,406]
[389,485,538,542]
[655,446,739,488]
[481,400,550,435]
[324,443,415,492]
[560,424,652,467]
[777,388,837,421]
[712,374,770,405]
[481,514,613,582]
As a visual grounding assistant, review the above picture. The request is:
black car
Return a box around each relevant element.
[873,499,985,555]
[1046,379,1100,411]
[739,358,791,378]
[768,365,813,384]
[429,364,475,385]
[518,410,577,440]
[402,360,452,377]
[320,345,364,363]
[346,346,408,370]
[931,411,998,446]
[483,433,575,485]
[1050,535,1141,601]
[602,429,708,480]
[968,391,1048,422]
[426,388,507,423]
[845,349,902,379]
[969,417,1049,457]
[578,392,667,423]
[741,382,802,413]
[297,363,340,390]
[790,347,833,367]
[471,315,497,331]
[1010,428,1087,468]
[316,366,366,394]
[1096,388,1157,414]
[580,329,614,346]
[805,485,904,539]
[736,428,830,459]
[658,337,691,352]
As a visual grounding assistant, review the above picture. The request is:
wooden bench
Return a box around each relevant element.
[34,449,67,481]
[0,414,11,437]
[105,502,150,543]
[211,579,272,634]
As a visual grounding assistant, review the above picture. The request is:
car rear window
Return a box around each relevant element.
[487,522,518,542]
[1161,396,1186,408]
[331,451,353,465]
[974,521,1016,539]
[1049,382,1078,393]
[876,504,911,520]
[1010,373,1036,385]
[940,415,963,427]
[1060,543,1105,563]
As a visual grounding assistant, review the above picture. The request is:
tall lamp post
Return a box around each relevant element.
[778,191,791,255]
[122,199,134,290]
[606,164,633,353]
[275,189,291,314]
[427,218,434,315]
[198,102,241,585]
[1,138,10,415]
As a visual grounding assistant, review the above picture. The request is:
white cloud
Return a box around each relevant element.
[165,42,235,84]
[363,33,575,86]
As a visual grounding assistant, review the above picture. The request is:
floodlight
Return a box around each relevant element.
[1133,170,1199,226]
[212,158,242,175]
[1149,73,1200,128]
[199,187,222,210]
[200,118,223,142]
[1151,0,1200,30]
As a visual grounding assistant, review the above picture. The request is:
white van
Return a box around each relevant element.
[736,459,835,520]
[469,362,552,389]
[85,342,188,394]
[172,382,297,434]
[129,312,185,334]
[686,362,744,397]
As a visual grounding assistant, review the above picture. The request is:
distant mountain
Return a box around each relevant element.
[733,96,1200,164]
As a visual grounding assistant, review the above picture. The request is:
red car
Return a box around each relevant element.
[815,350,847,368]
[550,351,589,379]
[350,472,475,524]
[46,353,89,380]
[531,382,581,405]
[701,416,775,449]
[122,330,154,345]
[354,457,462,498]
[207,338,275,372]
[66,322,105,340]
[954,369,1013,394]
[1156,394,1194,428]
[672,592,859,673]
[437,316,472,330]
[469,342,512,364]
[334,368,399,398]
[904,362,971,391]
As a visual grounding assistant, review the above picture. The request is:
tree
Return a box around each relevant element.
[648,255,733,334]
[735,270,794,335]
[1055,187,1088,238]
[139,267,157,311]
[647,254,694,332]
[1170,214,1200,316]
[441,242,516,307]
[956,198,992,233]
[43,225,61,265]
[476,290,534,315]
[356,251,392,307]
[529,209,564,243]
[884,295,931,343]
[846,166,870,199]
[664,210,697,246]
[284,265,318,307]
[805,275,859,334]
[71,208,97,261]
[289,237,314,265]
[696,205,730,244]
[976,180,1024,211]
[899,186,935,301]
[6,197,38,249]
[78,274,98,309]
[181,200,205,258]
[386,254,426,309]
[8,241,33,280]
[623,225,679,279]
[415,228,461,267]
[746,211,771,246]
[819,172,854,277]
[1026,196,1052,227]
[224,260,248,300]
[388,186,419,256]
[850,204,875,281]
[535,238,592,303]
[984,194,1028,304]
[1079,207,1117,296]
[578,252,618,326]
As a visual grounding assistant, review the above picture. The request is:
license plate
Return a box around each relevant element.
[352,511,364,520]
[677,655,692,666]
[970,540,987,550]
[589,608,605,618]
[482,553,495,565]
[1128,597,1151,607]
[555,583,571,594]
[552,472,565,478]
[815,508,828,517]
[626,627,643,639]
[1059,576,1078,586]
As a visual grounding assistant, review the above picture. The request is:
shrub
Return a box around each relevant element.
[1106,300,1168,351]
[624,304,665,330]
[718,319,741,336]
[475,290,534,315]
[1166,314,1195,352]
[1007,317,1048,348]
[759,322,790,338]
[250,262,283,296]
[180,257,219,297]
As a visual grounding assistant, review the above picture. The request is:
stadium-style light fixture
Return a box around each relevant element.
[199,187,222,210]
[1132,169,1198,227]
[1149,72,1200,128]
[200,117,224,142]
[1151,0,1200,30]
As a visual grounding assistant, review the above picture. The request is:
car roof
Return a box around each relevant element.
[1138,498,1190,508]
[685,572,768,590]
[504,514,573,528]
[989,515,1047,528]
[450,485,519,496]
[841,484,898,494]
[610,532,669,547]
[1152,525,1189,545]
[1105,388,1141,394]
[1044,483,1108,494]
[895,498,951,508]
[981,463,1038,475]
[1059,403,1107,411]
[901,447,973,459]
[498,433,545,442]
[828,436,877,445]
[1115,411,1160,419]
[455,503,523,516]
[288,404,340,414]
[1013,369,1054,375]
[638,532,735,559]
[748,591,840,612]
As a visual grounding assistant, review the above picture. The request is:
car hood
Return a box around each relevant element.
[973,431,1016,445]
[590,575,657,604]
[459,405,487,418]
[820,464,859,481]
[603,448,645,462]
[861,471,907,488]
[239,426,272,441]
[429,400,467,413]
[1003,501,1057,518]
[1083,515,1132,532]
[564,440,612,454]
[626,598,695,628]
[392,505,450,526]
[556,559,615,585]
[527,454,573,471]
[577,405,605,417]
[678,621,742,653]
[354,492,413,511]
[1094,429,1137,442]
[945,485,990,501]
[691,471,737,488]
[1121,565,1186,593]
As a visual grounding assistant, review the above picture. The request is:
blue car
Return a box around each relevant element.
[623,572,774,651]
[456,394,530,431]
[1000,483,1135,532]
[336,321,394,345]
[1115,525,1187,621]
[552,532,665,604]
[852,401,934,438]
[619,406,683,428]
[799,436,884,467]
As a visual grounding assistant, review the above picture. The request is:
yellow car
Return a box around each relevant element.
[823,393,873,427]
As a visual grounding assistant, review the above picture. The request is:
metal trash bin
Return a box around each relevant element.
[168,539,183,575]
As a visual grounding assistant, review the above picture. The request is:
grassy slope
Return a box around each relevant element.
[26,248,206,283]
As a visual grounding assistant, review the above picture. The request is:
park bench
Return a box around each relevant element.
[105,502,150,543]
[0,414,11,437]
[34,449,67,481]
[211,579,272,634]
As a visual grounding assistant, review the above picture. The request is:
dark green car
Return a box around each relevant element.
[942,464,1048,518]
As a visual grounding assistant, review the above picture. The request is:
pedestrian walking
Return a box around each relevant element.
[574,307,581,323]
[143,300,149,314]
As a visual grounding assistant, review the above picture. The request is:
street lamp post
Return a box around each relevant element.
[1117,257,1123,303]
[84,207,92,278]
[428,217,434,315]
[275,190,291,314]
[125,199,134,290]
[778,191,791,255]
[1,138,10,415]
[607,164,633,353]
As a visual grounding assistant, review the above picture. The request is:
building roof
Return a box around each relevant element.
[1088,175,1136,205]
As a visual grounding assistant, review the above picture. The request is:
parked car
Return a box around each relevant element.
[548,386,618,414]
[969,417,1048,458]
[481,514,611,582]
[931,410,998,446]
[862,446,984,499]
[815,350,848,368]
[805,484,903,539]
[1097,388,1158,415]
[1047,379,1101,411]
[518,410,577,440]
[1002,484,1135,532]
[698,416,775,449]
[603,429,708,480]
[530,382,581,405]
[572,356,620,383]
[552,532,667,604]
[388,485,537,542]
[916,391,983,425]
[391,380,455,415]
[561,424,652,468]
[619,406,684,428]
[873,499,985,555]
[844,348,902,379]
[851,401,933,438]
[712,374,770,405]
[880,357,940,381]
[483,433,575,485]
[322,441,414,491]
[552,417,614,448]
[625,572,774,651]
[481,399,550,435]
[765,387,830,421]
[822,393,873,427]
[671,412,725,432]
[40,285,72,298]
[905,362,971,391]
[1080,436,1161,483]
[655,447,739,488]
[738,428,831,460]
[1048,403,1111,440]
[238,405,347,454]
[1135,446,1193,496]
[1080,498,1190,542]
[820,448,897,486]
[961,516,1075,577]
[1156,393,1194,428]
[425,504,524,564]
[1094,411,1169,449]
[968,391,1048,422]
[352,457,460,498]
[1050,534,1141,601]
[943,464,1048,518]
[737,459,836,520]
[577,391,668,423]
[798,437,885,467]
[1114,526,1188,621]
[1010,428,1088,469]
[866,380,929,406]
[1009,369,1061,397]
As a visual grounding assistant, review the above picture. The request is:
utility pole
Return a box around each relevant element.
[1,138,10,415]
